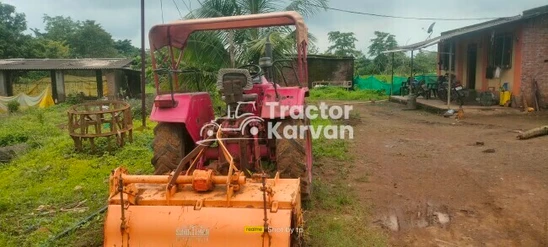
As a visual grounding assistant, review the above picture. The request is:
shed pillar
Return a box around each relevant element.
[96,70,104,98]
[50,70,59,103]
[55,70,65,102]
[0,71,10,96]
[106,70,126,100]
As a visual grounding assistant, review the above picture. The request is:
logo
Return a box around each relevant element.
[176,225,210,242]
[197,101,354,146]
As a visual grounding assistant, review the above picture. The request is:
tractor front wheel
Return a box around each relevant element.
[151,123,193,175]
[275,119,313,203]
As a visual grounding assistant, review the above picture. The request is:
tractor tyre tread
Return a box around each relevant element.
[275,119,312,203]
[151,123,191,175]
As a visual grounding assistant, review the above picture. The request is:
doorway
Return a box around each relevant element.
[467,44,477,89]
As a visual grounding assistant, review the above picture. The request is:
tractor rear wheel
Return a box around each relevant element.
[151,123,193,175]
[275,119,313,203]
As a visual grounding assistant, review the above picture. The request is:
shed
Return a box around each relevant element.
[0,58,141,102]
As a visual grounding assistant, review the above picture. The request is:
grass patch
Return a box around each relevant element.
[309,87,388,101]
[305,117,386,247]
[0,105,154,247]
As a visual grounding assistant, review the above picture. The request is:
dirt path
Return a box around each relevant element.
[341,101,548,246]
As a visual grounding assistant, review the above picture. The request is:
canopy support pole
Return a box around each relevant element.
[390,52,394,96]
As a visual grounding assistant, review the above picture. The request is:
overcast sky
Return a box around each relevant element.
[4,0,547,55]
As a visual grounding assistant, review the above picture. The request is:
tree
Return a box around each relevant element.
[0,3,32,58]
[36,16,120,58]
[29,38,70,58]
[34,15,78,42]
[368,31,402,74]
[68,20,119,58]
[325,31,362,57]
[190,0,327,65]
[115,39,140,57]
[413,51,437,74]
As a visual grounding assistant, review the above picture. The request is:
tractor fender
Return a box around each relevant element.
[150,93,215,142]
[260,87,308,119]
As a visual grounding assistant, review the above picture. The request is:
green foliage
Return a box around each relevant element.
[325,31,362,57]
[69,20,118,58]
[114,39,140,58]
[0,105,155,246]
[413,51,438,74]
[368,31,398,58]
[28,38,70,58]
[65,93,85,105]
[0,133,28,147]
[183,0,327,72]
[7,101,20,113]
[0,3,34,58]
[309,87,388,101]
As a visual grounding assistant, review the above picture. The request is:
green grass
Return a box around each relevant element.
[306,117,387,247]
[0,105,155,247]
[0,102,386,247]
[309,87,388,101]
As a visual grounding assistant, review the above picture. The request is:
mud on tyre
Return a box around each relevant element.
[151,123,194,174]
[274,119,313,203]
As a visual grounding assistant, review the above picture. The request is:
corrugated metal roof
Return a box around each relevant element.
[440,15,522,40]
[0,58,134,71]
[382,15,522,54]
[382,4,547,54]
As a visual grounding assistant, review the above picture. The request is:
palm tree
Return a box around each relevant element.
[155,0,327,92]
[187,0,327,66]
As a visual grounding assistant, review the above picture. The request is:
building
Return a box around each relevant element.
[437,5,548,107]
[0,58,141,102]
[279,54,355,88]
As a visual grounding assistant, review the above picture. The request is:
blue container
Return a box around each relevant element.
[502,82,509,91]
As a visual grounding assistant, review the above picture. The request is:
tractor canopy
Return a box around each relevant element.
[148,11,309,88]
[149,11,308,51]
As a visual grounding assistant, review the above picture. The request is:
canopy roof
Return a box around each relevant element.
[0,58,133,71]
[149,11,307,51]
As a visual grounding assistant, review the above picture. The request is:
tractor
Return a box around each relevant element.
[104,11,312,247]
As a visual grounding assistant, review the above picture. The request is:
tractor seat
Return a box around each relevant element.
[217,69,255,105]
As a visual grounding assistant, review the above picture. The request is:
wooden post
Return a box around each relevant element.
[96,70,104,98]
[0,71,8,96]
[50,70,59,103]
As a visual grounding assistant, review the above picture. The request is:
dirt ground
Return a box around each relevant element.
[341,101,548,246]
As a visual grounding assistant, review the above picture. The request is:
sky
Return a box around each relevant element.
[4,0,547,55]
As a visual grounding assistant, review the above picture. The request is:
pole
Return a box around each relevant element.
[447,43,452,109]
[410,50,414,80]
[140,0,147,127]
[390,52,394,96]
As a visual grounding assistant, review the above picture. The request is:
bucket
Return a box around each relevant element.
[499,91,511,106]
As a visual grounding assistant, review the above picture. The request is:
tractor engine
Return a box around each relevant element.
[197,68,271,175]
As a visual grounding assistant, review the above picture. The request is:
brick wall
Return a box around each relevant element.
[520,14,548,108]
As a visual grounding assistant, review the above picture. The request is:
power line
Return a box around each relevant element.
[308,3,506,21]
[172,0,183,19]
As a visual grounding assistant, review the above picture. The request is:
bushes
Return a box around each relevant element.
[7,101,20,113]
[309,86,387,101]
[65,93,86,105]
[0,133,28,147]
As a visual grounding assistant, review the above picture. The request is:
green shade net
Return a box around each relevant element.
[353,74,438,95]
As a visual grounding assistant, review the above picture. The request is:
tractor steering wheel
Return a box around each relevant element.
[238,64,263,80]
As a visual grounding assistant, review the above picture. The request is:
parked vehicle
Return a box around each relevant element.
[437,75,465,106]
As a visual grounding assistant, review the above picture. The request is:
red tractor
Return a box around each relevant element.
[148,11,312,201]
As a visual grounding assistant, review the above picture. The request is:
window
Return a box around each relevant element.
[440,43,456,71]
[490,34,513,68]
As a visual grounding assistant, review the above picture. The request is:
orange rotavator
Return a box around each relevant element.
[104,11,313,247]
